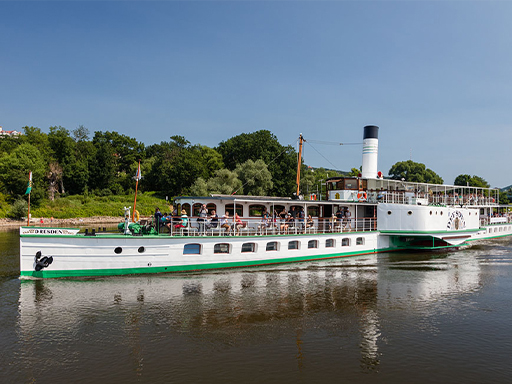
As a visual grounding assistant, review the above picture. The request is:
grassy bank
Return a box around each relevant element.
[26,192,169,219]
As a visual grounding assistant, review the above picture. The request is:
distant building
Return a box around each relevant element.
[0,126,21,137]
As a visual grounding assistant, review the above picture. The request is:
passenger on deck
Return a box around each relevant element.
[174,209,188,230]
[259,208,270,234]
[298,207,305,232]
[207,210,219,231]
[344,208,352,231]
[306,215,314,230]
[235,213,245,235]
[279,208,287,223]
[163,212,173,232]
[220,212,232,235]
[289,206,297,227]
[154,207,163,233]
[377,189,384,201]
[285,214,294,233]
[280,213,289,233]
[198,204,208,234]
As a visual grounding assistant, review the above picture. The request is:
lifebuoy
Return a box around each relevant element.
[357,192,367,201]
[134,210,140,222]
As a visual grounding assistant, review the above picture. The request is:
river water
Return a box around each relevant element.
[1,229,512,383]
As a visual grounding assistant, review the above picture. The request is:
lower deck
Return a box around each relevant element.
[19,220,512,279]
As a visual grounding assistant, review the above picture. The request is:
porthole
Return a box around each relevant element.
[430,211,432,215]
[214,243,230,254]
[114,247,122,254]
[241,243,256,253]
[138,246,145,253]
[407,211,413,215]
[441,211,443,216]
[387,211,392,215]
[184,244,201,255]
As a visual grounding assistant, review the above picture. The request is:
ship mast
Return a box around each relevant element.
[296,134,304,196]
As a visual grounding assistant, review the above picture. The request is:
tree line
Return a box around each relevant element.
[0,127,302,208]
[0,125,507,211]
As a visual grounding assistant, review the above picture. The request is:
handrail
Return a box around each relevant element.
[157,216,378,237]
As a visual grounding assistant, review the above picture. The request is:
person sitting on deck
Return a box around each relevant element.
[306,215,314,230]
[174,209,189,230]
[207,210,219,231]
[235,213,245,235]
[285,213,295,233]
[258,208,271,233]
[220,212,232,235]
[163,212,173,233]
[279,208,287,233]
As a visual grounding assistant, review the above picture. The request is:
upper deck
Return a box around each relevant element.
[326,177,502,207]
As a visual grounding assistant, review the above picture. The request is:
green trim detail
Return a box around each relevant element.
[20,229,378,239]
[380,228,479,235]
[20,247,394,279]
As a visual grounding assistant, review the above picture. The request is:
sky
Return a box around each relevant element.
[1,1,511,188]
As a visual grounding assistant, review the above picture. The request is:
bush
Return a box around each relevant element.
[100,188,112,196]
[8,198,28,219]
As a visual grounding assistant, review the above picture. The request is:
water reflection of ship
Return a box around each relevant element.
[17,253,482,374]
[379,251,481,305]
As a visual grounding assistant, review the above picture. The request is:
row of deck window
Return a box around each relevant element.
[488,226,512,233]
[178,203,321,218]
[183,237,366,255]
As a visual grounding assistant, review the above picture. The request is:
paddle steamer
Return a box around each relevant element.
[20,126,512,279]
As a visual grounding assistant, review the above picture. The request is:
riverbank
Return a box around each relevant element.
[0,216,124,228]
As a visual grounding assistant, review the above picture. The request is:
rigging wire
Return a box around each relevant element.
[304,137,362,172]
[231,137,299,196]
[231,135,360,195]
[304,141,341,171]
[306,139,362,146]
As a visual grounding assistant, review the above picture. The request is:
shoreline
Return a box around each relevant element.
[0,216,124,228]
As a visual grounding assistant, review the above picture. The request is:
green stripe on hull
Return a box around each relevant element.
[20,247,394,279]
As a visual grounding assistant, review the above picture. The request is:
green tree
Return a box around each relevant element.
[0,143,46,203]
[207,169,242,195]
[499,190,510,205]
[21,126,51,162]
[454,174,490,188]
[0,134,22,156]
[91,131,146,193]
[388,160,443,184]
[348,167,361,177]
[147,136,222,196]
[8,198,28,219]
[190,177,208,196]
[216,130,297,196]
[299,171,316,196]
[235,159,273,196]
[89,133,117,192]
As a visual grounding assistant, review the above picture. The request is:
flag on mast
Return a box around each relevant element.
[25,171,32,195]
[134,162,142,180]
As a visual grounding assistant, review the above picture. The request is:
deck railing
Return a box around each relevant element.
[375,191,498,207]
[155,216,378,237]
